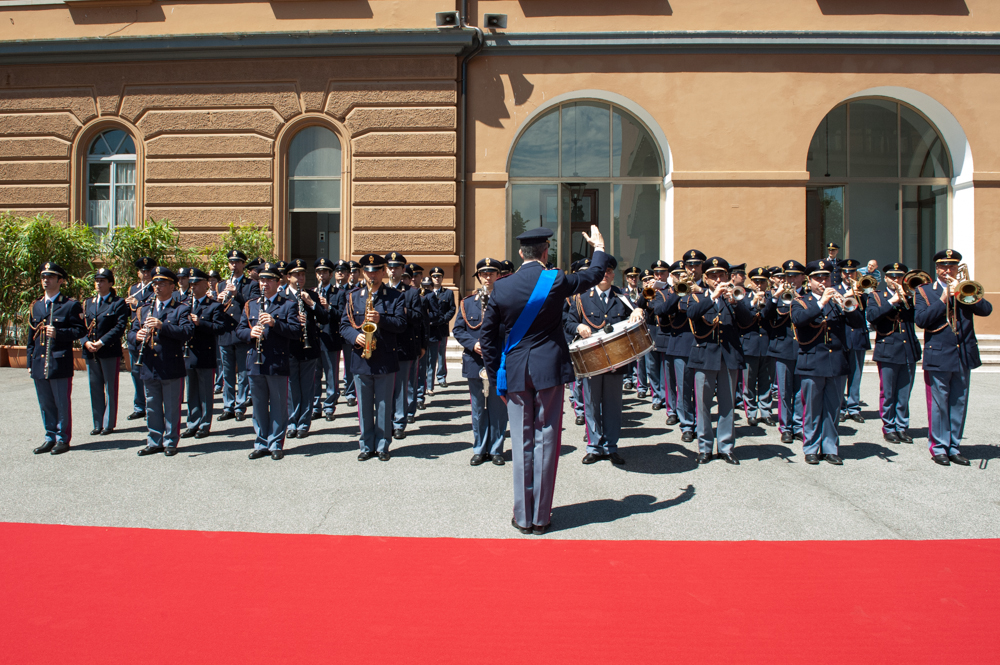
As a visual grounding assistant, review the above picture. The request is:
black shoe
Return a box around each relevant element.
[804,454,820,465]
[286,430,297,439]
[849,414,864,424]
[407,415,415,424]
[582,453,602,465]
[127,411,145,421]
[719,453,739,465]
[392,429,406,440]
[195,430,209,439]
[311,409,321,419]
[681,431,695,443]
[532,523,551,535]
[747,417,758,427]
[623,381,634,392]
[838,413,847,423]
[651,403,664,411]
[101,428,114,436]
[762,417,776,427]
[417,401,426,410]
[825,454,843,465]
[491,454,505,466]
[896,431,914,444]
[470,454,487,466]
[346,397,357,407]
[883,431,900,443]
[636,391,648,399]
[90,428,102,436]
[217,411,235,421]
[697,452,712,464]
[666,414,679,426]
[164,447,178,457]
[511,518,531,535]
[213,387,222,395]
[608,452,626,465]
[271,450,284,460]
[378,452,391,462]
[248,449,270,460]
[780,431,794,444]
[575,415,585,426]
[932,454,951,466]
[33,442,55,454]
[181,429,197,439]
[358,451,375,462]
[325,412,335,422]
[439,381,447,388]
[137,445,164,456]
[235,412,246,422]
[50,442,70,455]
[949,454,971,466]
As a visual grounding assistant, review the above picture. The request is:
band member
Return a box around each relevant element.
[791,260,864,465]
[208,269,225,395]
[453,258,508,465]
[741,267,774,426]
[275,260,290,289]
[622,265,642,392]
[284,259,327,439]
[343,261,363,408]
[866,263,920,444]
[635,269,656,399]
[659,261,694,431]
[643,259,672,412]
[683,258,754,464]
[565,259,589,426]
[247,258,263,282]
[82,268,128,436]
[174,268,192,305]
[237,262,301,460]
[130,267,195,457]
[824,243,843,287]
[217,250,259,422]
[182,268,232,439]
[424,266,456,392]
[836,259,870,423]
[481,225,607,535]
[383,252,421,439]
[913,249,992,466]
[312,258,345,421]
[568,255,645,465]
[125,256,156,420]
[416,275,434,409]
[765,260,806,443]
[208,269,222,294]
[28,262,86,455]
[340,254,406,461]
[402,263,427,422]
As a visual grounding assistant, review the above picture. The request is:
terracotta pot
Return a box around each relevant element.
[6,345,26,369]
[0,345,7,367]
[73,347,86,371]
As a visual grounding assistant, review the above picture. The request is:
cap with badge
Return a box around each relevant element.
[748,267,769,280]
[826,242,840,251]
[403,264,414,278]
[884,262,908,276]
[94,267,115,283]
[333,259,350,272]
[641,268,655,281]
[651,259,670,271]
[805,259,834,276]
[275,260,289,276]
[40,261,68,279]
[604,255,618,271]
[476,257,500,274]
[782,260,806,275]
[934,249,962,264]
[385,252,406,267]
[730,263,747,275]
[349,261,361,272]
[406,262,423,275]
[227,250,248,263]
[704,257,730,273]
[208,270,222,280]
[314,257,334,271]
[769,266,784,278]
[258,262,282,279]
[246,258,263,272]
[429,266,445,277]
[420,277,433,289]
[188,268,209,282]
[176,267,191,280]
[838,259,860,271]
[359,253,387,271]
[151,266,177,282]
[623,266,641,278]
[135,257,156,271]
[669,260,685,274]
[516,227,553,245]
[287,258,309,273]
[683,249,707,264]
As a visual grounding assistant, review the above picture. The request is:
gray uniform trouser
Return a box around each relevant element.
[667,355,696,433]
[35,377,73,445]
[840,349,866,416]
[214,347,224,391]
[87,356,120,430]
[287,356,317,433]
[144,377,184,450]
[744,354,773,419]
[569,378,584,417]
[220,343,250,413]
[646,349,665,408]
[583,372,624,454]
[406,358,420,417]
[661,353,678,417]
[694,367,738,455]
[129,347,145,413]
[924,368,971,457]
[355,373,394,454]
[314,343,341,413]
[249,374,288,451]
[185,367,216,432]
[469,376,507,456]
[877,361,915,436]
[427,338,448,386]
[773,357,803,435]
[342,342,357,400]
[416,353,428,401]
[800,375,847,456]
[392,359,413,430]
[507,380,564,529]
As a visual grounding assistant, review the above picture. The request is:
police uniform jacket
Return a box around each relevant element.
[739,298,770,357]
[27,294,86,380]
[913,280,993,370]
[285,287,328,361]
[453,290,504,379]
[639,289,671,353]
[235,294,300,376]
[565,285,633,375]
[126,282,155,351]
[217,275,260,347]
[393,283,425,363]
[81,293,129,360]
[480,252,609,393]
[126,299,195,381]
[424,287,456,343]
[315,282,346,348]
[173,289,193,306]
[339,282,406,376]
[836,283,872,350]
[866,289,921,365]
[789,294,864,377]
[764,295,799,361]
[683,292,754,371]
[649,289,695,357]
[185,296,233,370]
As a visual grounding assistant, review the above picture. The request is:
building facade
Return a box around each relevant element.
[0,0,998,328]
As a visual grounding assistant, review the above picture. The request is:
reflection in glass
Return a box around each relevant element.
[560,102,610,178]
[613,109,661,177]
[805,186,845,261]
[807,104,847,178]
[849,183,900,267]
[289,126,341,178]
[902,185,948,272]
[614,184,660,276]
[900,106,951,178]
[510,108,559,177]
[510,184,559,268]
[849,100,898,177]
[289,179,340,211]
[562,183,611,264]
[86,130,137,237]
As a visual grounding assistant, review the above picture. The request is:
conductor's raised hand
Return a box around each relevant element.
[580,224,606,252]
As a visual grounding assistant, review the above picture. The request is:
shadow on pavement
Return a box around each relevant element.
[552,485,695,531]
[738,443,795,462]
[616,443,698,474]
[72,437,143,452]
[286,438,359,457]
[840,440,898,461]
[391,440,468,459]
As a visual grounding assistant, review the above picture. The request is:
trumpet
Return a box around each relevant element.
[855,274,878,295]
[673,273,694,295]
[361,277,378,360]
[642,283,657,300]
[902,269,933,296]
[730,283,746,301]
[955,263,984,305]
[778,285,797,305]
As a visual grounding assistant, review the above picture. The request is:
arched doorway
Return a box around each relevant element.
[806,98,952,271]
[287,125,342,285]
[507,99,665,272]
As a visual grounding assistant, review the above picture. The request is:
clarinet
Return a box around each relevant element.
[43,299,55,379]
[297,289,311,349]
[134,306,153,367]
[184,298,197,359]
[255,295,266,365]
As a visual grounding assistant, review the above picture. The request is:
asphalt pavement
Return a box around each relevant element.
[1,365,998,540]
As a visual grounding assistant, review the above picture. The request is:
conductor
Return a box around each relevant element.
[481,225,610,535]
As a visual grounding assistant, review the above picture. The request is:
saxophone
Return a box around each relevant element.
[361,278,378,359]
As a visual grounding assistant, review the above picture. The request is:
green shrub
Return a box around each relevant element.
[205,222,276,275]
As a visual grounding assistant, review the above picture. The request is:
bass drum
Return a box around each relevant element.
[568,318,654,379]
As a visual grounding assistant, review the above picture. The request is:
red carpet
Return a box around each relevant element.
[1,522,997,664]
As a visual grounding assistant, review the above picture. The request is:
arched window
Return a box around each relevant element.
[508,101,663,271]
[86,129,136,238]
[288,126,342,281]
[806,99,952,271]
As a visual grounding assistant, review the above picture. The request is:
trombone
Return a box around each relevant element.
[955,263,984,305]
[902,269,933,296]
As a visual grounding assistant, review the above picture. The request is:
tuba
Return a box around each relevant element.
[361,277,378,359]
[955,263,984,305]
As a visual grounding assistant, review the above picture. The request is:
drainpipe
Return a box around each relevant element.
[457,0,484,295]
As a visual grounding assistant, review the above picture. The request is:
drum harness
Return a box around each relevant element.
[574,289,635,336]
